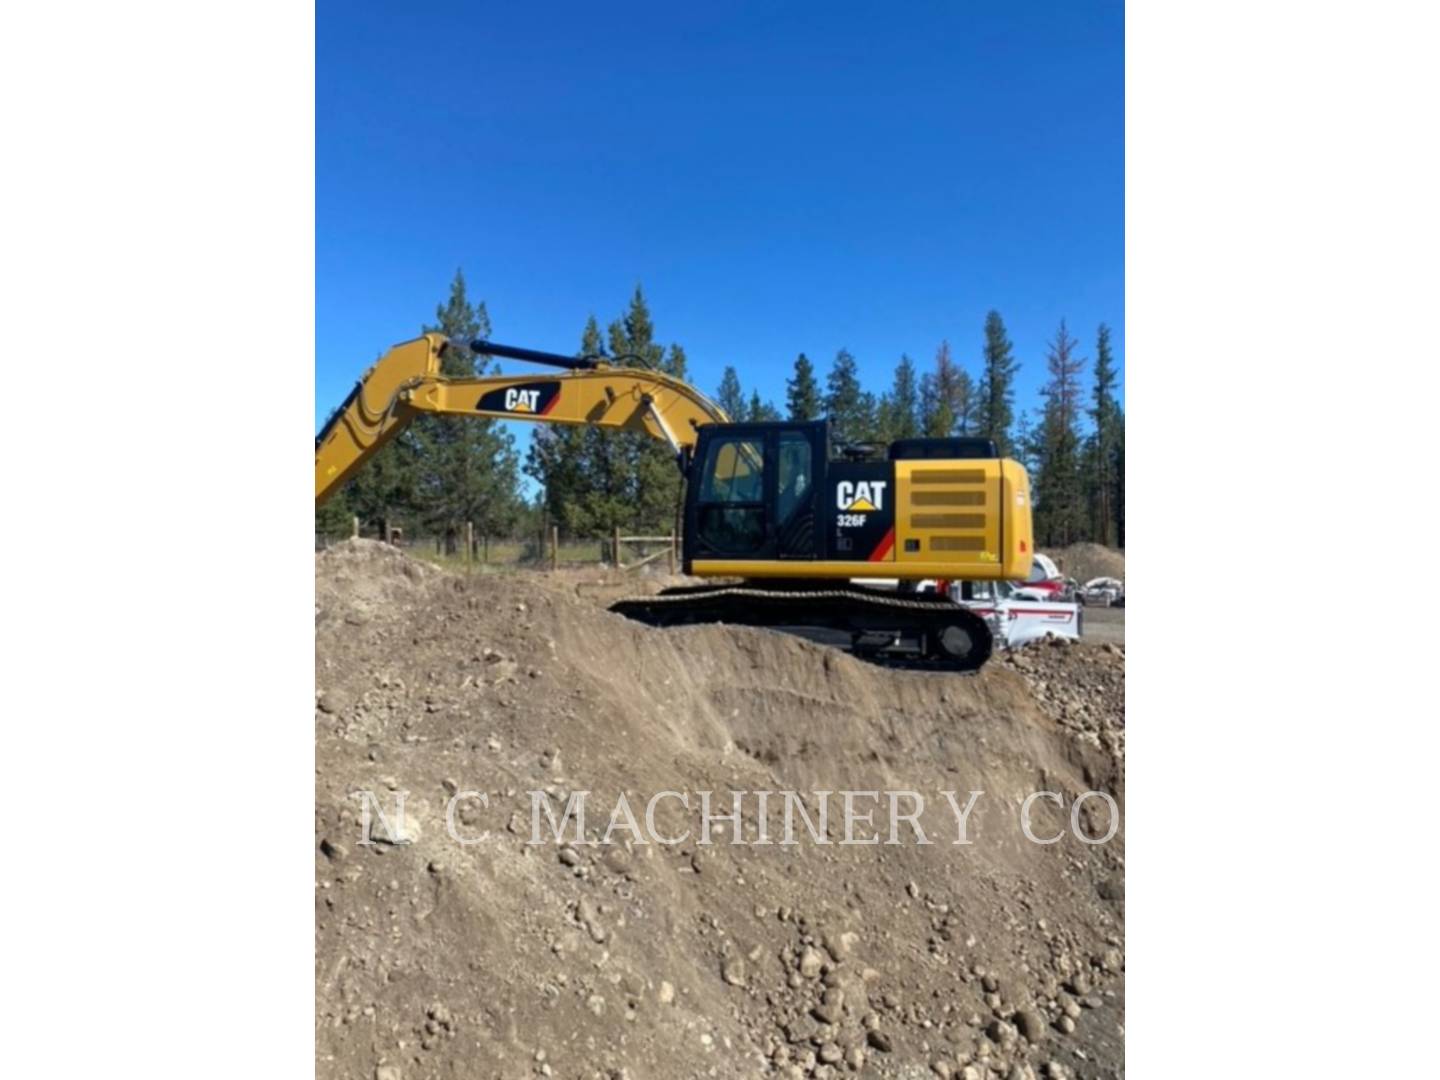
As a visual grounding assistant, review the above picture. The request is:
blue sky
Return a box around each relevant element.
[318,1,1123,446]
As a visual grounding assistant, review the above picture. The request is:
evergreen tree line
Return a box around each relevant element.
[318,270,1124,550]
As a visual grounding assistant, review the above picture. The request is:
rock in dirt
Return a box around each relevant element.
[1013,1008,1045,1043]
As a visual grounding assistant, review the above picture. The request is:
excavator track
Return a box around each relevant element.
[609,583,994,672]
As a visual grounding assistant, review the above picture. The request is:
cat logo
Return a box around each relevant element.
[505,388,541,413]
[476,381,560,417]
[836,480,887,513]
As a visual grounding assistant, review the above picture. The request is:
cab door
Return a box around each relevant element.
[687,428,773,559]
[774,427,821,559]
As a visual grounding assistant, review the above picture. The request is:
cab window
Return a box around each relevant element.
[776,431,812,523]
[700,437,764,502]
[695,435,766,555]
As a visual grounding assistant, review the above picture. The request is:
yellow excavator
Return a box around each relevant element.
[316,335,1034,670]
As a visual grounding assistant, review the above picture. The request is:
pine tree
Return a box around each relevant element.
[919,372,943,437]
[786,353,822,421]
[953,365,976,435]
[548,316,629,537]
[663,341,688,382]
[576,316,635,536]
[747,391,782,422]
[411,269,523,549]
[615,287,682,533]
[1086,323,1122,546]
[919,340,972,437]
[1032,319,1086,546]
[346,436,419,537]
[524,316,600,534]
[976,311,1020,456]
[918,341,977,438]
[877,354,920,442]
[1112,413,1125,548]
[825,348,876,446]
[530,290,689,538]
[315,488,356,539]
[631,341,690,530]
[716,366,746,420]
[1012,409,1039,476]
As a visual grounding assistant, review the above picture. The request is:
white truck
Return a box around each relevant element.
[851,573,1085,649]
[947,579,1083,647]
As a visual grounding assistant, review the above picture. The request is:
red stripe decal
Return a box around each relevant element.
[539,392,559,416]
[867,527,895,561]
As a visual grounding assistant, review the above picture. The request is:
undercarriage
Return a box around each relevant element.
[609,581,994,672]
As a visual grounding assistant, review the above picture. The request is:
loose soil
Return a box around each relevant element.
[316,540,1125,1080]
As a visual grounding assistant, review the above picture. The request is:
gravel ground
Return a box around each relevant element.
[1080,606,1124,646]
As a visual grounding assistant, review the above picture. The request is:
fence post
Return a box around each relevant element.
[466,521,474,576]
[613,525,622,569]
[669,529,677,575]
[351,515,359,539]
[483,534,489,564]
[550,525,559,571]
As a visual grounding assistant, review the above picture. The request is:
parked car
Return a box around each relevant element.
[1014,552,1067,599]
[1078,577,1125,607]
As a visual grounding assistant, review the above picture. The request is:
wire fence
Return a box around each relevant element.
[316,520,680,575]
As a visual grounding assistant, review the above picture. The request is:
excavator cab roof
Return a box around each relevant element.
[887,436,999,460]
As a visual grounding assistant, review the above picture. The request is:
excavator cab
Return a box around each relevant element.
[682,420,1033,583]
[686,422,824,562]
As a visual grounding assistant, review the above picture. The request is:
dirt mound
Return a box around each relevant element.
[316,540,1125,1080]
[999,641,1125,761]
[1047,545,1125,585]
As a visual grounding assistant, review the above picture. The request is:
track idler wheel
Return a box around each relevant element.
[929,611,993,672]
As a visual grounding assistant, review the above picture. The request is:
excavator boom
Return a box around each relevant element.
[315,335,729,503]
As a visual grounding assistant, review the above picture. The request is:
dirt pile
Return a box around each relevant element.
[999,642,1125,761]
[316,540,1125,1080]
[1046,546,1125,585]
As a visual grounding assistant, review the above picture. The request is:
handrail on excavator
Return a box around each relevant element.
[468,339,601,371]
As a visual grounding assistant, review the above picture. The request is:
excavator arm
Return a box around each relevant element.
[315,334,730,504]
